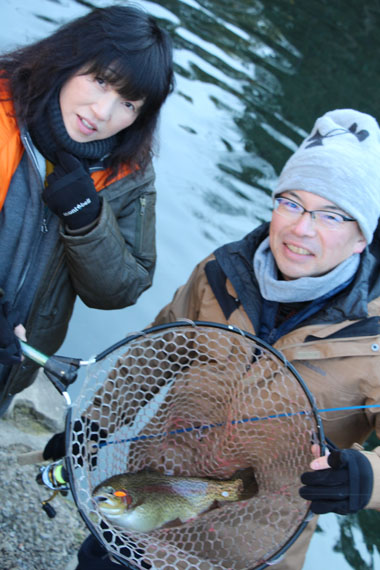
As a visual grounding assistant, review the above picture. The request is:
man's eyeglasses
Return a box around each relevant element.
[273,196,357,230]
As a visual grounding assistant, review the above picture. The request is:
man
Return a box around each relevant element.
[149,108,380,568]
[44,108,380,569]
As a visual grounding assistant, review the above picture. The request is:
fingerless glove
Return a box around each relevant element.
[299,449,373,514]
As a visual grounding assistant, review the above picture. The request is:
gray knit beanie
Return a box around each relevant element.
[273,109,380,244]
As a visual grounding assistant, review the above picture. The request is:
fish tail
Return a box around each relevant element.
[212,467,258,502]
[213,478,244,502]
[230,478,245,501]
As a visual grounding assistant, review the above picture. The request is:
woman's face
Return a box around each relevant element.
[59,72,145,142]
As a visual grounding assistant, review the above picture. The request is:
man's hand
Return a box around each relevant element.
[299,448,373,514]
[43,151,101,230]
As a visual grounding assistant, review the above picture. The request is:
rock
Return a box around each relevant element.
[5,369,66,433]
[0,371,88,570]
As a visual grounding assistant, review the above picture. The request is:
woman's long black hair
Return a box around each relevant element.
[0,4,174,173]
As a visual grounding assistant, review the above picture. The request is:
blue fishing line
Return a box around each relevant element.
[99,412,299,448]
[97,403,380,449]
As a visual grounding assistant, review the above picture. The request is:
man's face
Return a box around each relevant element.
[269,190,367,280]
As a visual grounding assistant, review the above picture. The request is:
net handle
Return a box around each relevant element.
[20,340,89,398]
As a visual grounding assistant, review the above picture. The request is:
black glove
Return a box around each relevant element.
[43,151,101,230]
[299,449,373,514]
[43,431,66,461]
[43,419,107,469]
[0,300,22,366]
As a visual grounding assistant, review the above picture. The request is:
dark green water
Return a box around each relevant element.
[2,1,380,568]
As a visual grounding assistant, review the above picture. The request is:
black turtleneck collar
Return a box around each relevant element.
[29,90,117,165]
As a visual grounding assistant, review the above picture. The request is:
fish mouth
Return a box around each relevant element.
[94,494,125,516]
[94,493,113,503]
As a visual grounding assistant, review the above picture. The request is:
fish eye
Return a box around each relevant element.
[113,489,133,507]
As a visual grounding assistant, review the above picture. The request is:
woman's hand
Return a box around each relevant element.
[0,300,23,365]
[43,151,101,230]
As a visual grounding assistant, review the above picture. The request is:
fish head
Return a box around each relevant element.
[94,485,133,517]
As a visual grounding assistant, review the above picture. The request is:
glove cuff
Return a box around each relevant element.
[340,449,374,512]
[359,450,380,509]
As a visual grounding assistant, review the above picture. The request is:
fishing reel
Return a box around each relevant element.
[36,459,70,518]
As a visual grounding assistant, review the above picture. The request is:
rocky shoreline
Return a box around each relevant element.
[0,373,88,570]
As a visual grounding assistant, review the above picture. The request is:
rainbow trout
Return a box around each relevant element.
[93,470,246,532]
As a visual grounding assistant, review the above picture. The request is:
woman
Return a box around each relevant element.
[0,4,174,414]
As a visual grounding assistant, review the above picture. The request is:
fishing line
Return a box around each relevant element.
[104,397,378,444]
[98,403,380,449]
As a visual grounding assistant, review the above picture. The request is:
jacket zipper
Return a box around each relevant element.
[21,132,48,234]
[14,133,49,302]
[40,205,49,233]
[137,196,146,251]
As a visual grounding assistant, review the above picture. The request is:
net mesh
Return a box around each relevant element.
[67,323,321,570]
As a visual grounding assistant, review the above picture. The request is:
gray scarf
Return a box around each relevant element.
[253,236,360,302]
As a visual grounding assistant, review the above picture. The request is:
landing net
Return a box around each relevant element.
[65,321,323,570]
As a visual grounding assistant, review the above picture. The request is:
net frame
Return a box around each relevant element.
[64,321,325,570]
